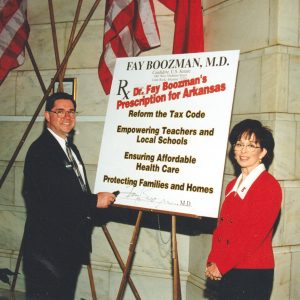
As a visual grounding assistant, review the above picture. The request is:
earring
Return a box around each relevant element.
[259,158,262,163]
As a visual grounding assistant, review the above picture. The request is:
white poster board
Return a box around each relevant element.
[94,50,239,218]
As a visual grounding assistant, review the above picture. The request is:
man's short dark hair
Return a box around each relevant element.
[45,92,76,111]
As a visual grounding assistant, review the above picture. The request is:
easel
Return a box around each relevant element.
[112,207,193,300]
[10,209,186,300]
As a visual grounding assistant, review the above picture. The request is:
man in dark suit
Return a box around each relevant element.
[22,92,116,300]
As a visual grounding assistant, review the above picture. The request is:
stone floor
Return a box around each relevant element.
[0,289,90,300]
[0,289,26,300]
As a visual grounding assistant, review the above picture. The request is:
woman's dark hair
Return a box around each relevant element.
[228,119,275,174]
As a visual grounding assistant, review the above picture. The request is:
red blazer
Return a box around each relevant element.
[207,171,282,275]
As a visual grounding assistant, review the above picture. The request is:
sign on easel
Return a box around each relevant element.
[94,50,239,218]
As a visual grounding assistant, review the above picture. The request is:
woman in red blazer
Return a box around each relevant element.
[205,119,282,300]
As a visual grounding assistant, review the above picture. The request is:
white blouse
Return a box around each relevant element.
[226,163,266,199]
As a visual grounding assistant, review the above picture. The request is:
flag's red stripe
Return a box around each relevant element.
[0,0,21,31]
[0,0,30,85]
[99,0,160,95]
[103,1,135,46]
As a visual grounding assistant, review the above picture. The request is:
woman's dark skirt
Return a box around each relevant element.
[219,269,274,300]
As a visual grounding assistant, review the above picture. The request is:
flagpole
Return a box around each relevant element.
[48,0,63,92]
[0,0,102,189]
[61,0,83,81]
[25,42,47,94]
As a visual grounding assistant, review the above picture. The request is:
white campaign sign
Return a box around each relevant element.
[94,50,239,218]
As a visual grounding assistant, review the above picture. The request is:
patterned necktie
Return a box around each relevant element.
[65,141,87,192]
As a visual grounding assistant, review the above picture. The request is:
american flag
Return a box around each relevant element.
[98,0,160,95]
[0,0,30,85]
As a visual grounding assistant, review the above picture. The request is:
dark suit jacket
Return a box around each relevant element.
[22,129,98,265]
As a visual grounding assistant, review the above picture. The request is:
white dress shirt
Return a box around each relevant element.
[47,128,86,184]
